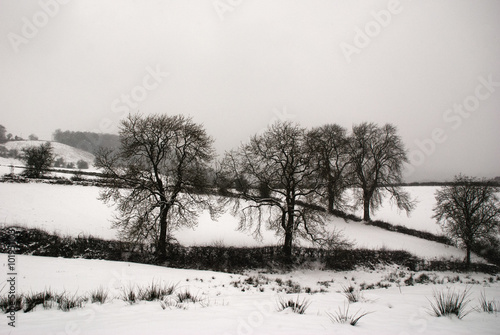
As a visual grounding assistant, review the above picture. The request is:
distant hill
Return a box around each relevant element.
[3,140,95,169]
[52,130,120,154]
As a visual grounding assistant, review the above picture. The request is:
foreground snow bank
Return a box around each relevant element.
[1,254,499,335]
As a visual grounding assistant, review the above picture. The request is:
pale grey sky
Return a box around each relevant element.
[1,0,499,182]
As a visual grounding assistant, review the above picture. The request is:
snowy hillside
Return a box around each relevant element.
[1,140,96,169]
[0,183,486,262]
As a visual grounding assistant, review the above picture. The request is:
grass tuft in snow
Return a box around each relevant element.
[428,286,472,319]
[56,292,86,312]
[122,282,177,304]
[342,285,362,303]
[122,285,141,305]
[24,289,54,312]
[327,303,372,326]
[161,290,206,309]
[0,294,24,313]
[140,281,176,301]
[89,287,109,304]
[175,290,202,303]
[478,291,498,314]
[276,296,311,314]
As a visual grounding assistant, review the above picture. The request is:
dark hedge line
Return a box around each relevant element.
[2,226,497,274]
[0,226,155,264]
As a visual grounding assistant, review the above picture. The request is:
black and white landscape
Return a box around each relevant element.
[1,1,499,334]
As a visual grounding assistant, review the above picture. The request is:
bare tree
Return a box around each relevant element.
[21,142,54,178]
[433,175,500,267]
[349,122,414,221]
[221,121,340,259]
[95,113,218,261]
[307,124,351,214]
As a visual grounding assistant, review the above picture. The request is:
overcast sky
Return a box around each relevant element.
[0,0,499,182]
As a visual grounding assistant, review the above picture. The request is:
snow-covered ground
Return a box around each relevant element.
[359,186,443,235]
[0,182,485,262]
[1,254,499,335]
[0,183,117,239]
[1,181,499,334]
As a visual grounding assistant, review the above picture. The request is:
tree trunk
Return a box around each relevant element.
[327,182,335,214]
[283,228,293,261]
[363,195,371,221]
[466,245,471,270]
[157,203,169,261]
[283,212,294,261]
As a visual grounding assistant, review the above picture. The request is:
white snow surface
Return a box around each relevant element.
[1,254,499,335]
[0,183,485,262]
[1,183,499,334]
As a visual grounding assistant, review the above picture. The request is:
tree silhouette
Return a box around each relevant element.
[349,122,414,221]
[220,121,336,259]
[433,175,500,267]
[21,142,54,178]
[307,124,351,214]
[95,113,218,261]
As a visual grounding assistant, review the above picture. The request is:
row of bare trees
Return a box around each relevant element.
[95,113,498,264]
[218,122,415,258]
[94,113,415,260]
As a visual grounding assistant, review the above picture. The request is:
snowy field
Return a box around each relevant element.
[1,181,499,334]
[0,182,484,262]
[1,254,499,335]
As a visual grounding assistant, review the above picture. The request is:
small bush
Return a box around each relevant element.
[284,279,301,294]
[404,274,415,286]
[276,296,311,314]
[376,281,391,289]
[428,286,472,319]
[478,291,498,314]
[360,283,375,290]
[327,303,371,326]
[415,273,431,284]
[76,160,89,169]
